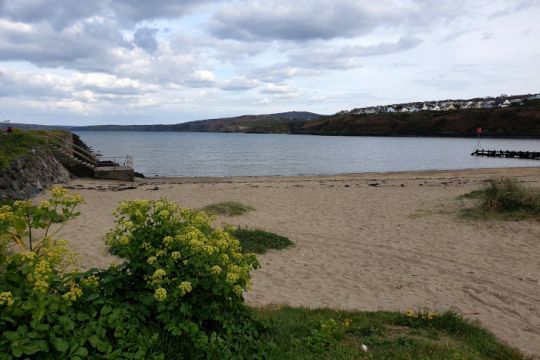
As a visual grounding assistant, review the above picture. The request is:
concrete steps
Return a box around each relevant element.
[53,146,96,170]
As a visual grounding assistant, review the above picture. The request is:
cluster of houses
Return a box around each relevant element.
[339,93,540,115]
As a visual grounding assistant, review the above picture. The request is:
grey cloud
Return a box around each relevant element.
[252,37,422,82]
[0,0,222,28]
[0,18,129,71]
[209,1,384,41]
[209,0,464,42]
[490,0,540,18]
[0,1,104,29]
[109,0,219,24]
[134,27,159,53]
[231,37,421,87]
[288,36,422,70]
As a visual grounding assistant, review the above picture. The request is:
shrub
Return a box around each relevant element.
[1,192,262,359]
[201,201,254,216]
[105,199,261,356]
[0,188,162,359]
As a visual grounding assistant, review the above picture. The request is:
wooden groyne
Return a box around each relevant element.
[471,149,540,160]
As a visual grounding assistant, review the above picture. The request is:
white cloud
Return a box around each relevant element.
[0,0,538,124]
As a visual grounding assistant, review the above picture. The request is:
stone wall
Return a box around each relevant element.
[0,147,71,201]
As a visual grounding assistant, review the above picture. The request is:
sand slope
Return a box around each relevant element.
[36,167,540,356]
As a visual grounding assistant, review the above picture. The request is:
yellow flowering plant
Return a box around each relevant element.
[1,194,263,358]
[106,198,261,354]
[1,190,161,359]
[0,186,83,253]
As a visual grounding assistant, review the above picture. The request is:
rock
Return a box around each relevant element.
[0,147,71,200]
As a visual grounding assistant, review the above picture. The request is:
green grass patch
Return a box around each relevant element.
[0,128,69,169]
[202,201,254,216]
[248,307,526,360]
[155,306,527,359]
[231,228,293,254]
[459,178,540,220]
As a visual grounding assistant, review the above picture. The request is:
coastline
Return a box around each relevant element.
[146,166,540,183]
[38,166,540,355]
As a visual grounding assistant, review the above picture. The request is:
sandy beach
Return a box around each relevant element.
[37,167,540,356]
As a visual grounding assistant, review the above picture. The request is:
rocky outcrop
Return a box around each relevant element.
[0,147,71,201]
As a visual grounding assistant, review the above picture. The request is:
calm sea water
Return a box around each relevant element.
[74,131,540,177]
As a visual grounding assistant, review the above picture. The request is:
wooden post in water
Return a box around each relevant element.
[475,127,482,150]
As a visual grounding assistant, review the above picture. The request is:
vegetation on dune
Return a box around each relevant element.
[0,190,528,358]
[231,227,293,254]
[201,201,254,216]
[460,178,540,220]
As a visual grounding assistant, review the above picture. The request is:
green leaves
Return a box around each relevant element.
[1,196,262,359]
[52,337,69,352]
[0,186,83,252]
[57,315,76,332]
[4,325,49,357]
[103,199,262,356]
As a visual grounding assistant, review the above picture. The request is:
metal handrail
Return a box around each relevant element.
[98,155,134,168]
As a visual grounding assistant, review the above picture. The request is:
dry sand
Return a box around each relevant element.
[37,167,540,356]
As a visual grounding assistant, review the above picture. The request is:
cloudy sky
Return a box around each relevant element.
[0,0,539,125]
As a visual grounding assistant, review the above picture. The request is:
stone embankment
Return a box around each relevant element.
[0,147,71,200]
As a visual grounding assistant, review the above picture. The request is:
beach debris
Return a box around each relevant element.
[116,185,137,191]
[361,344,368,352]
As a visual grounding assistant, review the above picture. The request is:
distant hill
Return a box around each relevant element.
[292,100,540,138]
[0,123,73,131]
[2,103,540,138]
[68,111,322,133]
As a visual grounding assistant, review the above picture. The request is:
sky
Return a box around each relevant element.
[0,0,539,125]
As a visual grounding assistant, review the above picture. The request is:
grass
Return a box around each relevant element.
[0,129,69,169]
[231,228,294,254]
[201,201,254,216]
[156,307,527,359]
[248,307,528,359]
[459,178,540,220]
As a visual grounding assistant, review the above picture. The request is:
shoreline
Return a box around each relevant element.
[73,128,540,139]
[41,166,540,355]
[145,166,540,183]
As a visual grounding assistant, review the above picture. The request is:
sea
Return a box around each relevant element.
[74,131,540,177]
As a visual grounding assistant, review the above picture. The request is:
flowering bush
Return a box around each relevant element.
[1,192,262,358]
[0,189,162,359]
[106,199,260,354]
